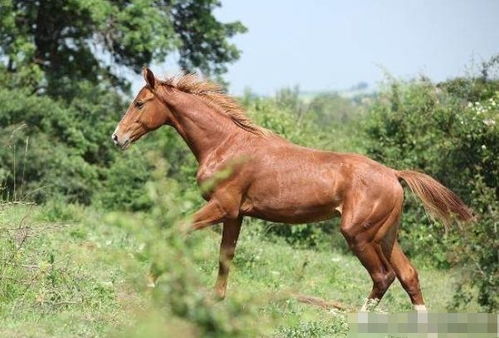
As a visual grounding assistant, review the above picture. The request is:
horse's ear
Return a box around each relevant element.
[143,67,156,89]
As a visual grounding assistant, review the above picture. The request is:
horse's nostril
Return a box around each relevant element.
[112,133,118,143]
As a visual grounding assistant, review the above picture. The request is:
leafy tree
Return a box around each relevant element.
[0,85,122,203]
[0,0,246,204]
[308,92,363,126]
[0,0,246,98]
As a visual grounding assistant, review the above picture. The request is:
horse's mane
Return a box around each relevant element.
[160,74,267,135]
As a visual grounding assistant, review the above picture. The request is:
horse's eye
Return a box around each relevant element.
[135,101,144,109]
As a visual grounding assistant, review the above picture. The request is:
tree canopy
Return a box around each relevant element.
[0,0,246,97]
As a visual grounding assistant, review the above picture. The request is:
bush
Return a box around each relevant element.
[363,74,498,311]
[0,85,122,203]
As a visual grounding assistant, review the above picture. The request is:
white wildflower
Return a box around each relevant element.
[483,119,496,126]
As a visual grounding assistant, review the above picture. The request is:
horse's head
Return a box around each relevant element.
[112,68,173,149]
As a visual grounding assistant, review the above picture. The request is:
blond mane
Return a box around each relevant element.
[160,74,267,135]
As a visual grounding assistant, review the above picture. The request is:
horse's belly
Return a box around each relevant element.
[244,203,339,224]
[242,182,342,224]
[240,151,345,223]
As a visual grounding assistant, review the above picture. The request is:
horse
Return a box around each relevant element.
[111,68,473,312]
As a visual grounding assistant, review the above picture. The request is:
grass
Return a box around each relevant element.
[0,203,480,337]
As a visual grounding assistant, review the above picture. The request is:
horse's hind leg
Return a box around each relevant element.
[340,206,399,311]
[379,205,426,311]
[387,241,426,311]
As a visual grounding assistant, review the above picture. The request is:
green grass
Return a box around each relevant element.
[0,203,479,337]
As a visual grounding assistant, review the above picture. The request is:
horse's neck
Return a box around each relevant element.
[168,93,241,163]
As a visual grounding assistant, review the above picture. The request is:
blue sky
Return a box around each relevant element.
[136,0,499,95]
[216,0,499,95]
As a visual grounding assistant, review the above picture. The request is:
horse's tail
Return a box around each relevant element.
[396,170,474,227]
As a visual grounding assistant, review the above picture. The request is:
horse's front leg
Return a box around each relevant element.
[148,200,226,287]
[186,200,227,232]
[214,217,242,299]
[184,191,242,298]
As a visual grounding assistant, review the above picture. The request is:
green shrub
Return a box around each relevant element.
[36,198,85,222]
[0,85,122,203]
[363,74,498,311]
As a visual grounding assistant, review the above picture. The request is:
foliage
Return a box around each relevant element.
[363,72,498,311]
[0,86,121,203]
[308,92,365,126]
[173,0,247,78]
[0,0,246,98]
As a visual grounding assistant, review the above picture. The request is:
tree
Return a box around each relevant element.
[0,0,246,98]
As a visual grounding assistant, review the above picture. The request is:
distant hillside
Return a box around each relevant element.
[299,82,374,102]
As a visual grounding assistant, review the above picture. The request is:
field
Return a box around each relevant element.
[0,203,480,337]
[1,69,497,337]
[1,2,497,337]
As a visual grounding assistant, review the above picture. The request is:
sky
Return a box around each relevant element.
[136,0,499,96]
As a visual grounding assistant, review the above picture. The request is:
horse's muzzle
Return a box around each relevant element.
[111,132,130,150]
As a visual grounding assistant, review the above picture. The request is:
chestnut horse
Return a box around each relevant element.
[112,68,473,312]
